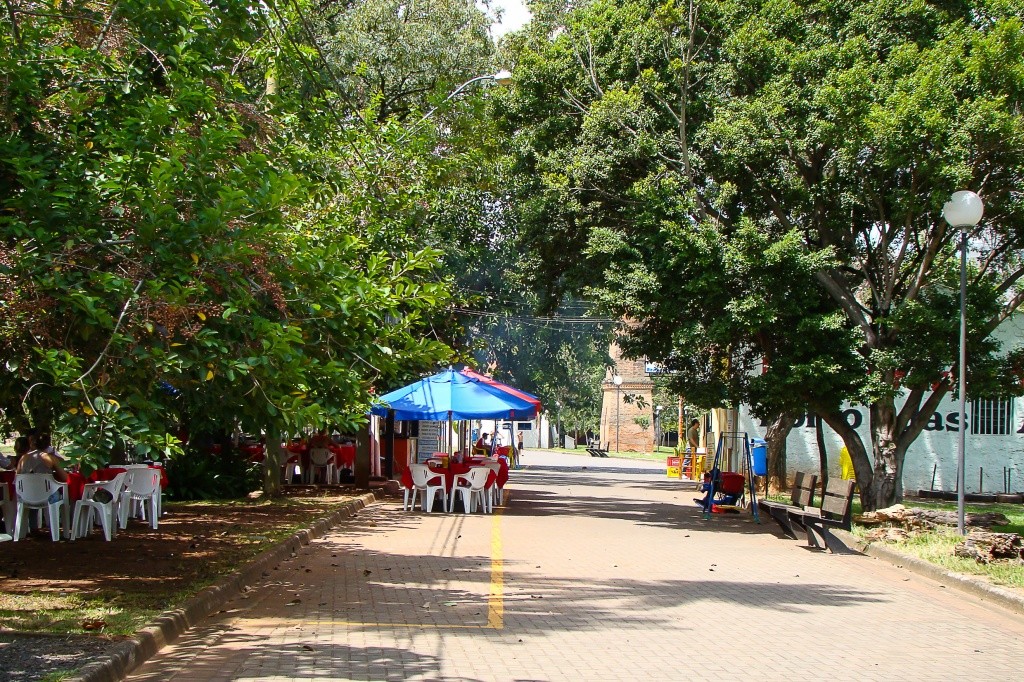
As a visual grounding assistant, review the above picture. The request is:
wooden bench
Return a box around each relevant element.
[758,471,817,539]
[791,478,857,553]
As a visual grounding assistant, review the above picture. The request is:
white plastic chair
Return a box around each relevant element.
[409,463,447,513]
[119,468,162,529]
[72,472,126,541]
[309,448,336,485]
[13,473,69,541]
[449,467,491,514]
[480,460,502,508]
[400,470,417,511]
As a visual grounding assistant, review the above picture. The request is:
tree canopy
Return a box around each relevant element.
[0,0,463,473]
[499,0,1024,508]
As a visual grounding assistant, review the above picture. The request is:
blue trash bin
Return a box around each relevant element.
[750,438,768,476]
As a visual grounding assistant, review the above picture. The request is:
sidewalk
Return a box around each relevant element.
[127,450,1024,681]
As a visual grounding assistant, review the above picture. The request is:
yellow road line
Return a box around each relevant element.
[487,502,505,629]
[304,502,506,631]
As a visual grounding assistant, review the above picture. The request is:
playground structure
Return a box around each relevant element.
[699,431,764,522]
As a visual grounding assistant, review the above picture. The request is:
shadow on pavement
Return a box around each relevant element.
[133,542,887,682]
[507,478,763,536]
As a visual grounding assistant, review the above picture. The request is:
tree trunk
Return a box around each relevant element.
[869,396,908,509]
[262,426,283,497]
[764,411,793,493]
[814,414,829,490]
[817,409,874,509]
[954,532,1024,563]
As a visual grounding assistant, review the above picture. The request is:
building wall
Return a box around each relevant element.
[738,316,1024,493]
[600,344,655,452]
[739,395,1024,493]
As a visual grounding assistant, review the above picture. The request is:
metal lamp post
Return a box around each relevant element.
[612,374,623,453]
[942,190,984,535]
[555,400,562,449]
[405,70,512,137]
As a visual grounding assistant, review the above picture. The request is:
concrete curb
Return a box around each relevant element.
[67,492,378,682]
[835,529,1024,617]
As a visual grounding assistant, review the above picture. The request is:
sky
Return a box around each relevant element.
[490,0,532,37]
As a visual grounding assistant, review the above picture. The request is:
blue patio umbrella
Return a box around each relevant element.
[370,368,539,421]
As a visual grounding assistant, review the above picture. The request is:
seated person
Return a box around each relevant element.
[34,432,63,460]
[474,433,490,454]
[15,443,68,483]
[0,436,26,469]
[309,428,330,449]
[693,469,741,508]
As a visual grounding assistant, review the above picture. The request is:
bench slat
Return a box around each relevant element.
[819,479,855,523]
[791,471,817,507]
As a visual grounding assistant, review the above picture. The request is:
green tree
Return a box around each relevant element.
[473,298,611,438]
[499,0,1024,509]
[305,0,497,122]
[0,0,455,486]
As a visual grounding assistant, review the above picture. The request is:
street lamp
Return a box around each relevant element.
[612,374,623,453]
[942,190,984,535]
[555,400,562,449]
[406,70,512,136]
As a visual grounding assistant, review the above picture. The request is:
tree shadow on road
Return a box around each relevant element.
[505,481,766,536]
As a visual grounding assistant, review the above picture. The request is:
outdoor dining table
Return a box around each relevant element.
[241,443,265,462]
[90,465,168,489]
[330,443,355,469]
[0,469,14,500]
[399,458,506,503]
[284,442,310,471]
[64,465,169,504]
[466,456,509,488]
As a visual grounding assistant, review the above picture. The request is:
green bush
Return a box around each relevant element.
[164,449,262,501]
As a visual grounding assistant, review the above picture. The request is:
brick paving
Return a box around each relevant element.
[127,450,1024,681]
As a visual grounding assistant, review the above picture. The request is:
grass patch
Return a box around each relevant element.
[40,673,76,682]
[848,500,1024,590]
[0,593,153,637]
[546,447,665,462]
[761,492,1024,589]
[854,524,1024,589]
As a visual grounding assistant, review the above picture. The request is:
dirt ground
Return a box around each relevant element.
[0,486,377,680]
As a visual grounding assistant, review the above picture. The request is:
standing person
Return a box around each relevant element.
[515,431,524,468]
[686,419,701,452]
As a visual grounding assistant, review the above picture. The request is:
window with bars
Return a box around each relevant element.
[971,397,1013,435]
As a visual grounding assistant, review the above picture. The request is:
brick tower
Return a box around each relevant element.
[600,342,655,452]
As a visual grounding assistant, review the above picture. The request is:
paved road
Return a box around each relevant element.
[128,450,1024,681]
